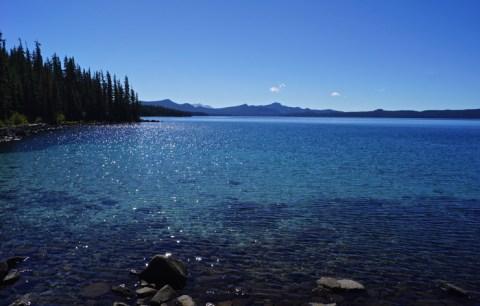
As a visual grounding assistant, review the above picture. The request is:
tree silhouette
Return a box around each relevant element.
[0,32,140,124]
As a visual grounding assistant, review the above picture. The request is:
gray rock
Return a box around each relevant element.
[112,284,136,297]
[438,282,469,297]
[176,295,197,306]
[139,255,188,290]
[151,285,176,305]
[113,302,130,306]
[3,269,21,285]
[136,286,158,298]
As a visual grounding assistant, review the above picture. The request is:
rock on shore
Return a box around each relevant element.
[139,255,188,290]
[0,124,54,142]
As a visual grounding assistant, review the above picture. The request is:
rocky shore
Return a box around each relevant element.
[2,255,473,306]
[0,123,62,142]
[0,121,147,143]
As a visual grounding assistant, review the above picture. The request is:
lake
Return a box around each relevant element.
[1,117,479,305]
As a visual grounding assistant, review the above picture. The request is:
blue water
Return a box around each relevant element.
[1,117,479,305]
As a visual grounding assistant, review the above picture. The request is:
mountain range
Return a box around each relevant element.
[142,99,480,119]
[141,99,339,116]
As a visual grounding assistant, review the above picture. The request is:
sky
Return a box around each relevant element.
[1,0,479,111]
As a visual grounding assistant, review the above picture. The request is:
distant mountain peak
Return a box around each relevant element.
[141,99,340,116]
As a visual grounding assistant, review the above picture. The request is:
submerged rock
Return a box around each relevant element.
[8,293,33,306]
[438,282,469,297]
[337,279,365,291]
[317,277,340,289]
[316,277,364,291]
[79,282,111,298]
[139,255,188,290]
[113,303,129,306]
[112,284,136,297]
[2,269,21,285]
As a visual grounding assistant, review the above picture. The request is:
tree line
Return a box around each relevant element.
[140,104,191,117]
[0,32,140,125]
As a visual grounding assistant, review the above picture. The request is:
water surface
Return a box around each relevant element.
[1,117,479,305]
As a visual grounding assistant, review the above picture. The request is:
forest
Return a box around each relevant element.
[140,104,191,117]
[0,32,140,125]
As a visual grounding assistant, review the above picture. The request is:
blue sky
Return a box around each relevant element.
[1,0,479,111]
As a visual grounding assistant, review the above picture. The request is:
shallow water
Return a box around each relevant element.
[1,117,479,305]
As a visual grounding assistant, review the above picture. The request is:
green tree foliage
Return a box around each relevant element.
[0,33,140,124]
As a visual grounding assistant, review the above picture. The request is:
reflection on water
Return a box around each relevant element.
[1,118,479,305]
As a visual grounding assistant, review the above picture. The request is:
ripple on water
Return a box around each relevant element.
[1,119,480,305]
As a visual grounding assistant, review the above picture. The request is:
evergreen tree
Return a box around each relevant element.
[0,34,141,124]
[0,32,11,118]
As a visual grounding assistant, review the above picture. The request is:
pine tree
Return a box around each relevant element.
[0,32,11,119]
[0,34,141,124]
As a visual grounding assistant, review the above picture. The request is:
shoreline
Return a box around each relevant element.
[0,120,150,143]
[0,123,64,143]
[2,255,474,306]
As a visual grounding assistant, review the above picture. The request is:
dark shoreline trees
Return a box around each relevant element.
[140,104,192,117]
[0,32,140,125]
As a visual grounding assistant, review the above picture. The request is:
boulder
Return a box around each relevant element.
[139,255,188,290]
[151,285,176,305]
[3,269,21,285]
[176,295,197,306]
